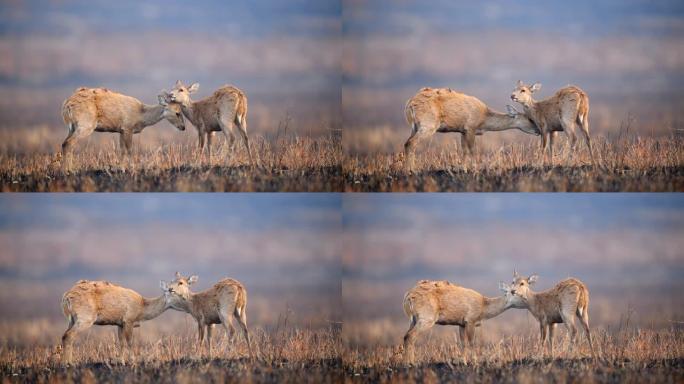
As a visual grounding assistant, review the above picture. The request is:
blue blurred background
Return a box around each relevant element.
[0,194,342,330]
[0,1,341,141]
[342,194,684,329]
[343,0,684,152]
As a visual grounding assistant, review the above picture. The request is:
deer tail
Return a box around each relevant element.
[61,294,73,323]
[404,101,418,133]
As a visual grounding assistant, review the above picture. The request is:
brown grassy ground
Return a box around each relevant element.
[342,310,684,383]
[0,316,342,383]
[0,126,342,192]
[343,128,684,192]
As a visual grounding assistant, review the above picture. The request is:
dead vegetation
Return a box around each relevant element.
[0,126,342,192]
[0,317,342,383]
[344,130,684,192]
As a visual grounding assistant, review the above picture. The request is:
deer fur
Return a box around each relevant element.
[168,81,254,165]
[401,279,523,362]
[508,271,595,357]
[60,87,185,156]
[403,87,540,168]
[510,81,595,165]
[60,279,171,363]
[162,272,253,358]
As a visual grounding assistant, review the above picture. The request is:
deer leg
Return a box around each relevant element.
[117,326,126,348]
[61,317,93,364]
[464,130,476,156]
[206,324,213,355]
[403,126,433,170]
[577,117,595,166]
[402,316,435,364]
[197,129,206,154]
[61,123,93,167]
[235,118,254,167]
[197,321,205,348]
[119,131,133,156]
[538,322,548,356]
[560,310,578,357]
[236,307,254,360]
[549,131,555,162]
[219,121,236,152]
[464,322,476,348]
[206,131,213,160]
[578,309,596,358]
[548,323,556,357]
[458,326,466,349]
[122,323,135,361]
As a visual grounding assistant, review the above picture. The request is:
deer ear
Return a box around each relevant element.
[187,83,199,93]
[513,269,520,279]
[188,275,199,285]
[175,80,184,88]
[160,280,168,291]
[175,271,182,279]
[530,82,542,92]
[158,93,168,106]
[506,105,519,117]
[499,281,510,293]
[528,274,539,285]
[517,80,524,88]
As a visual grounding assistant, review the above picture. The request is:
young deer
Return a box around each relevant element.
[401,279,524,363]
[508,271,595,358]
[162,272,254,359]
[60,88,185,157]
[168,81,254,165]
[60,279,171,363]
[403,87,540,168]
[510,81,595,165]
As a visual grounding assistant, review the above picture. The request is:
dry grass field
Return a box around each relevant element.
[343,319,684,383]
[343,127,684,192]
[0,315,342,383]
[0,126,342,192]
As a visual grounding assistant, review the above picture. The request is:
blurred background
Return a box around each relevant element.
[343,0,684,153]
[0,194,341,346]
[0,1,341,153]
[342,194,684,346]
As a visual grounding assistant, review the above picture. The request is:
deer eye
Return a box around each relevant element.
[521,89,526,93]
[179,89,184,92]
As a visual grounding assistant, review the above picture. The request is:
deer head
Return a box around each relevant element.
[158,91,185,131]
[510,80,541,105]
[161,272,198,309]
[508,270,539,301]
[169,80,200,106]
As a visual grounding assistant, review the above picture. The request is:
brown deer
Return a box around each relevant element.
[401,279,524,363]
[60,279,171,363]
[510,81,595,165]
[508,271,595,358]
[168,81,254,165]
[60,88,185,157]
[403,87,540,168]
[162,272,254,359]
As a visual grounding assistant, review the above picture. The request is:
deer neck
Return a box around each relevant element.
[180,101,202,128]
[480,295,509,320]
[140,295,169,321]
[171,293,197,314]
[140,104,166,128]
[522,291,544,320]
[481,111,520,132]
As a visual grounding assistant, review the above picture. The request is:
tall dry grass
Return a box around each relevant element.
[0,315,342,383]
[0,126,342,192]
[343,126,684,191]
[343,314,684,383]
